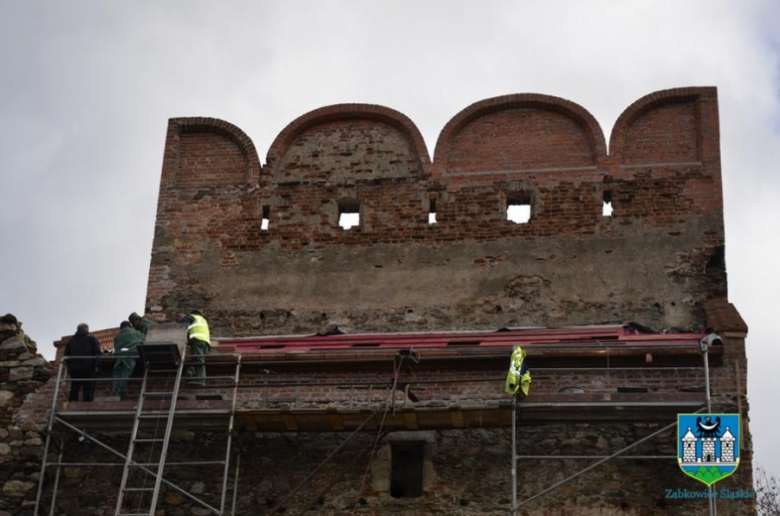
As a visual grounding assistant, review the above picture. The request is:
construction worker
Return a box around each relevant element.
[128,312,155,337]
[64,323,101,401]
[110,320,145,399]
[181,309,210,387]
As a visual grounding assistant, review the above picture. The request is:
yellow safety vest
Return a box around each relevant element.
[505,346,531,397]
[187,314,211,346]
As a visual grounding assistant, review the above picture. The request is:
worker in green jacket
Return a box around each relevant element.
[181,309,211,387]
[129,312,155,337]
[110,321,146,399]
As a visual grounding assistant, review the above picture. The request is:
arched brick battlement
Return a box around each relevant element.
[148,88,727,338]
[432,94,607,181]
[171,117,262,185]
[266,104,430,183]
[609,87,717,164]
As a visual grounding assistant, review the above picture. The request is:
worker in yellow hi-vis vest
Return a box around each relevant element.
[181,309,211,387]
[505,346,531,397]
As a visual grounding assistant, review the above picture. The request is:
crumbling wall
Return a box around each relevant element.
[36,426,754,516]
[0,315,51,515]
[146,88,725,337]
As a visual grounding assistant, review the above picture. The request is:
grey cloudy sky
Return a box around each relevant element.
[1,0,779,478]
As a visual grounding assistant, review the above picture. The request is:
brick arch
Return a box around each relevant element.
[609,87,716,163]
[173,117,262,185]
[266,104,431,181]
[432,94,607,179]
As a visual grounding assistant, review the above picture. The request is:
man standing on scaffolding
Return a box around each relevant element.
[181,309,210,387]
[110,320,145,400]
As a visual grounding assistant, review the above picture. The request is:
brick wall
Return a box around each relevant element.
[145,88,726,337]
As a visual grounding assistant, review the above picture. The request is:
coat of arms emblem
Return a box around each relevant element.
[678,413,740,486]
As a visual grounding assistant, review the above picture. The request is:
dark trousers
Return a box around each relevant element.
[185,339,210,386]
[111,357,137,399]
[69,369,96,401]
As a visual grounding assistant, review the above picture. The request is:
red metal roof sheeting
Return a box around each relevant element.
[217,326,708,354]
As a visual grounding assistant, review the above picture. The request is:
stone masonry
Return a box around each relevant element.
[0,315,51,516]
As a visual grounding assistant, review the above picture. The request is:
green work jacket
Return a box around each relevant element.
[113,327,145,357]
[137,318,155,336]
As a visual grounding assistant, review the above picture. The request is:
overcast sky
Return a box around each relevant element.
[1,0,778,480]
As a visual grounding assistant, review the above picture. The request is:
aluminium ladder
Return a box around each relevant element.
[114,352,185,516]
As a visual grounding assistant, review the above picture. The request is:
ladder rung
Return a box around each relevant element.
[122,487,155,492]
[133,438,164,443]
[138,414,170,419]
[118,513,153,516]
[144,391,174,396]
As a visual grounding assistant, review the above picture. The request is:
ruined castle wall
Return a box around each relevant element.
[145,88,725,337]
[0,320,52,515]
[34,425,754,516]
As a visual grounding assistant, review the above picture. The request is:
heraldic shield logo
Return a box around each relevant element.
[678,413,740,486]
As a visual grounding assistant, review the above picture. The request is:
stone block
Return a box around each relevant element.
[1,480,35,497]
[9,367,33,382]
[0,391,13,409]
[22,358,47,368]
[0,337,25,360]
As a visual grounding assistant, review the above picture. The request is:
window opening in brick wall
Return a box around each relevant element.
[391,441,424,498]
[507,196,531,224]
[261,206,270,230]
[602,192,613,217]
[428,198,437,225]
[338,200,360,230]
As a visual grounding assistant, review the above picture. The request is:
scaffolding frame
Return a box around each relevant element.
[31,339,719,515]
[34,353,242,516]
[509,337,717,516]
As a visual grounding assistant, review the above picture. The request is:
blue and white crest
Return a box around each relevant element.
[677,413,740,486]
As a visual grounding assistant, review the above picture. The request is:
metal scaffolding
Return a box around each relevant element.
[508,336,717,515]
[33,351,242,516]
[31,333,719,515]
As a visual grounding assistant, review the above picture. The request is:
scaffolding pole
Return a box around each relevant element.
[701,336,716,516]
[47,444,63,516]
[511,395,517,516]
[230,453,240,516]
[220,355,242,515]
[34,360,65,516]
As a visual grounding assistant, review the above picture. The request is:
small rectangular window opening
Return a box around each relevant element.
[602,192,613,217]
[428,198,437,225]
[391,441,424,499]
[338,200,360,230]
[507,196,531,224]
[261,206,270,231]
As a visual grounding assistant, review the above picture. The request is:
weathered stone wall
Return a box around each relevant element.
[0,316,51,516]
[35,425,753,516]
[146,88,725,337]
